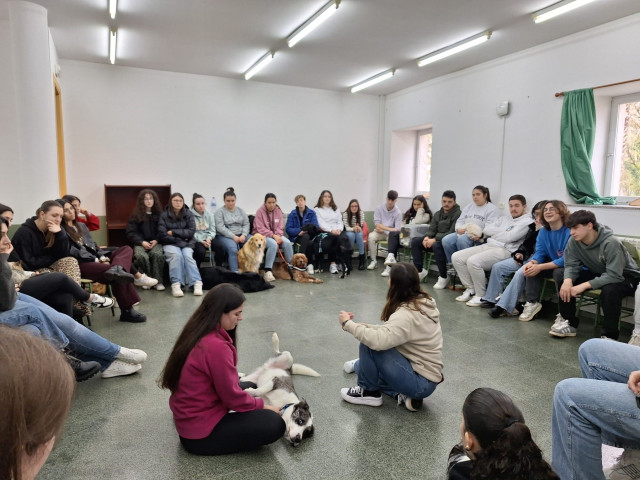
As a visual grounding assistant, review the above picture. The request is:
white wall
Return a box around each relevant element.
[58,60,382,216]
[384,13,640,235]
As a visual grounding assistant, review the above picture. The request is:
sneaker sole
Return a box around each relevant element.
[519,304,542,322]
[549,330,576,337]
[340,390,383,407]
[466,301,483,307]
[456,297,472,302]
[101,363,142,379]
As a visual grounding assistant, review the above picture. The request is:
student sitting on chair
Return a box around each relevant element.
[368,190,402,273]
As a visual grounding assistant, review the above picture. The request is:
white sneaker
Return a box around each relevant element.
[171,282,184,297]
[418,269,429,283]
[329,263,339,274]
[551,313,565,329]
[306,264,315,275]
[606,449,640,480]
[629,331,640,347]
[117,347,148,364]
[154,283,165,291]
[456,289,475,302]
[86,294,115,309]
[343,358,358,374]
[367,259,377,270]
[381,266,392,277]
[263,271,275,282]
[466,297,484,307]
[519,301,542,322]
[384,253,397,266]
[134,273,158,289]
[433,276,448,289]
[340,385,383,407]
[193,281,203,295]
[549,319,577,337]
[101,360,142,379]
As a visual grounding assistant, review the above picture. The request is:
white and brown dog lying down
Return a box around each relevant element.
[272,253,323,283]
[240,333,319,446]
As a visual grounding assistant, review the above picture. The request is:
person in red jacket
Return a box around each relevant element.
[159,283,284,455]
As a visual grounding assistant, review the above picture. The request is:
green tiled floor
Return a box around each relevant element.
[40,266,629,480]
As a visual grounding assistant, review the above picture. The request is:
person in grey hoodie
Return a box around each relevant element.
[452,195,533,305]
[550,210,640,340]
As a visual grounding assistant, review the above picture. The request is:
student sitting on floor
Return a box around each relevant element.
[339,262,443,411]
[552,338,640,480]
[451,195,532,306]
[448,387,558,480]
[159,284,284,455]
[550,210,640,339]
[410,190,461,286]
[367,189,402,272]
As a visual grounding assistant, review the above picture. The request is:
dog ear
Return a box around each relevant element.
[298,398,309,409]
[303,424,314,438]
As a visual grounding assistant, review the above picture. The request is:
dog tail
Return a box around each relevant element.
[271,332,280,354]
[291,363,320,377]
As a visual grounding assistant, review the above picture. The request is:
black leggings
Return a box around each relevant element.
[19,272,90,317]
[179,409,285,455]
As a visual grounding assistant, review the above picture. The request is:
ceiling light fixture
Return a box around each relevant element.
[287,0,341,48]
[532,0,597,24]
[417,31,491,67]
[351,69,396,93]
[109,0,117,19]
[109,29,117,64]
[244,51,275,80]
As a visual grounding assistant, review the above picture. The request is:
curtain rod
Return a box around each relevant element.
[555,78,640,97]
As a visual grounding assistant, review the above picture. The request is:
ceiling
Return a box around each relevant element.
[5,0,640,95]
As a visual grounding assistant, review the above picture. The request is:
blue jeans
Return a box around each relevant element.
[483,257,520,303]
[264,236,293,268]
[1,293,119,369]
[442,232,475,263]
[552,339,640,480]
[163,245,201,286]
[345,231,365,255]
[218,236,247,272]
[354,343,438,400]
[493,264,527,312]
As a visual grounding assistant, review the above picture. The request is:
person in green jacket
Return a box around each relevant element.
[411,190,461,287]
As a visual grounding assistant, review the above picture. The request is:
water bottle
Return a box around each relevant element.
[210,196,217,213]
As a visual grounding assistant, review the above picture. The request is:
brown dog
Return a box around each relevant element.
[238,234,266,273]
[272,253,323,284]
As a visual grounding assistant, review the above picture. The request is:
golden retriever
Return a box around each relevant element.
[238,234,266,273]
[272,253,323,284]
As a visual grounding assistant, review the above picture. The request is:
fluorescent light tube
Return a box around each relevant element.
[244,51,275,80]
[351,69,396,93]
[287,0,340,48]
[109,0,117,19]
[109,29,117,64]
[532,0,597,23]
[417,31,491,67]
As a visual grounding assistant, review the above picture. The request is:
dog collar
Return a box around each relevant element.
[280,403,294,413]
[287,265,306,272]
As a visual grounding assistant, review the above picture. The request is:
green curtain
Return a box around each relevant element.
[560,88,616,205]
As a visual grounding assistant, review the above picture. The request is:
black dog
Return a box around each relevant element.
[199,266,274,293]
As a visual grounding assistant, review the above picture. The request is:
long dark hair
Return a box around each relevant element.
[57,200,83,244]
[36,200,64,248]
[345,199,363,227]
[0,203,14,217]
[132,189,162,222]
[463,388,559,480]
[473,185,492,204]
[159,284,246,393]
[167,192,186,220]
[403,195,432,223]
[380,263,432,322]
[315,190,337,211]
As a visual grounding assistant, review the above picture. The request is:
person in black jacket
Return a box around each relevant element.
[478,200,545,312]
[447,388,558,480]
[158,193,202,297]
[126,189,165,291]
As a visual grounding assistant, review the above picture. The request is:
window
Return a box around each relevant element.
[415,129,432,194]
[605,93,640,198]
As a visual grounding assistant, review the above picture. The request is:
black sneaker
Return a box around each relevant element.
[104,265,135,284]
[340,385,382,406]
[119,308,147,323]
[65,353,101,382]
[479,300,495,309]
[489,306,507,318]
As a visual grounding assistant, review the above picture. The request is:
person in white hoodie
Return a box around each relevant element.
[452,195,533,305]
[441,185,499,266]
